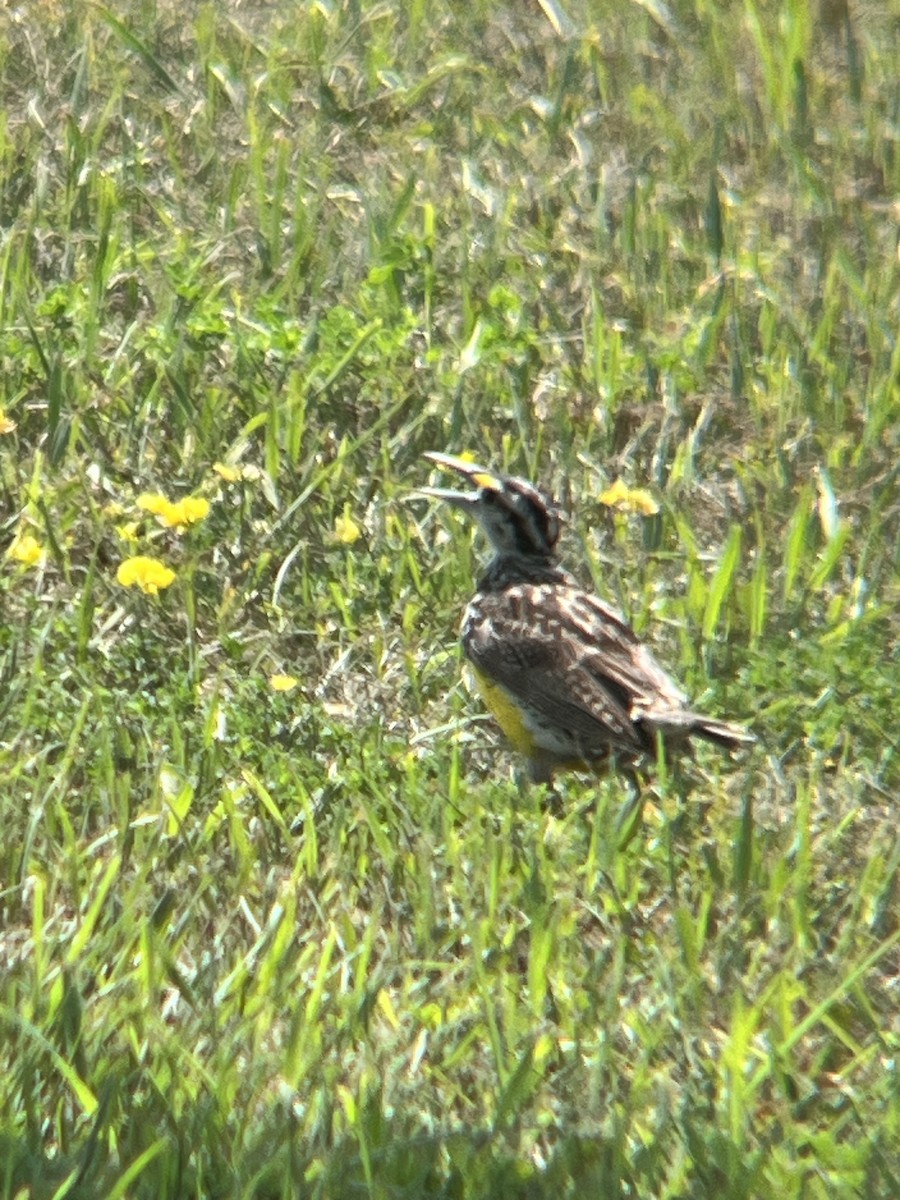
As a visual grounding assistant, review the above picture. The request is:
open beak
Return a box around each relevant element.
[416,484,479,510]
[423,452,504,489]
[417,452,505,509]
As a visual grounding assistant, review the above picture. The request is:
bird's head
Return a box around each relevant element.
[419,452,561,559]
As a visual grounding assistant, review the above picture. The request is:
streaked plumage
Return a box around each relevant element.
[421,452,754,783]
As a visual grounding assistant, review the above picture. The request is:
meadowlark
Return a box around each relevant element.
[421,452,755,784]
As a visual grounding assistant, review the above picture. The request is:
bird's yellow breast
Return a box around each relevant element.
[470,667,538,756]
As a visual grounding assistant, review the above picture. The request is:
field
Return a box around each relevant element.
[1,1,898,1196]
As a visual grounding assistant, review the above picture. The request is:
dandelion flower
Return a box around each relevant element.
[116,555,176,595]
[599,479,660,517]
[136,493,173,518]
[212,462,242,483]
[7,531,44,566]
[137,492,210,528]
[174,496,210,525]
[0,408,16,435]
[334,508,362,546]
[269,674,299,693]
[211,462,260,483]
[116,520,141,544]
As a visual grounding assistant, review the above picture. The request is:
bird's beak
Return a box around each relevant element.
[415,484,480,511]
[414,452,507,512]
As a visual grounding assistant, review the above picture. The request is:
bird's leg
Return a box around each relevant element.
[613,758,648,851]
[525,756,566,816]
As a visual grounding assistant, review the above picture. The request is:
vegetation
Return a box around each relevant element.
[0,0,897,1196]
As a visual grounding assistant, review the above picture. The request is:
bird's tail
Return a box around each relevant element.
[690,715,756,751]
[641,708,756,752]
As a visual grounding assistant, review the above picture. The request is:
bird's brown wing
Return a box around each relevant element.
[467,629,643,753]
[463,584,689,757]
[560,591,689,712]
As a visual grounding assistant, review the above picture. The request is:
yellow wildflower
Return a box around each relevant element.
[116,555,176,595]
[334,507,362,546]
[213,462,261,483]
[136,493,172,518]
[175,497,210,525]
[599,479,660,516]
[212,462,242,483]
[0,409,16,435]
[7,531,44,566]
[117,520,141,544]
[137,492,210,528]
[269,674,299,693]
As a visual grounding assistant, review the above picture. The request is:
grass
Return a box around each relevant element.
[0,0,897,1196]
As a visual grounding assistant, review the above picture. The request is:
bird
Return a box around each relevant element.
[420,452,755,785]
